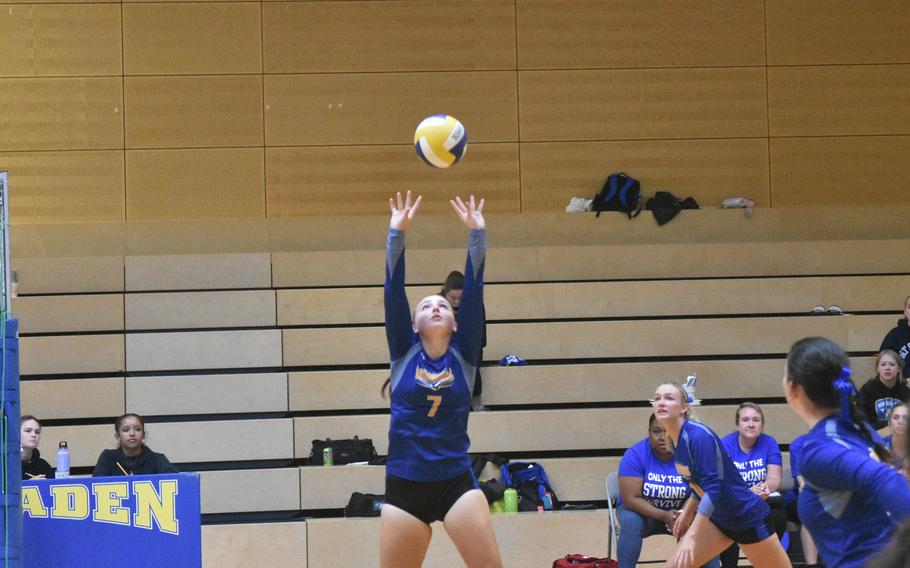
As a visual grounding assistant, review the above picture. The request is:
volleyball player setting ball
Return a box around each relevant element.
[379,190,502,568]
[652,382,790,568]
[783,337,910,568]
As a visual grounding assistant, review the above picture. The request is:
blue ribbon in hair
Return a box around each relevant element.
[833,367,856,422]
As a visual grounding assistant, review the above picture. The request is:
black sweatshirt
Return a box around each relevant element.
[22,448,55,480]
[881,318,910,378]
[859,377,910,430]
[92,446,178,477]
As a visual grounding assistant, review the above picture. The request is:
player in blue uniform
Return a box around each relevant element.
[652,382,790,568]
[783,337,910,568]
[380,191,502,568]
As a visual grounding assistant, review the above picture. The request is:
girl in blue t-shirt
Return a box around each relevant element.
[617,414,719,568]
[882,403,907,470]
[653,382,790,568]
[380,192,502,568]
[719,402,784,568]
[783,337,910,568]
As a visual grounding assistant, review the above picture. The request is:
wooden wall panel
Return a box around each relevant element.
[199,469,299,514]
[125,76,264,148]
[520,138,770,210]
[519,68,767,141]
[126,330,282,372]
[0,77,122,151]
[266,144,520,217]
[124,253,271,291]
[517,0,764,69]
[13,294,124,333]
[126,148,265,221]
[122,3,261,75]
[21,377,124,420]
[2,151,125,224]
[768,65,910,137]
[125,290,276,330]
[126,373,287,416]
[39,424,111,468]
[148,418,294,463]
[262,0,515,73]
[202,523,307,568]
[770,136,910,206]
[12,256,124,294]
[20,335,124,376]
[766,0,910,65]
[264,72,517,146]
[0,5,121,76]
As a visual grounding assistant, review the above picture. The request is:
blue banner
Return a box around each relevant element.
[22,473,201,568]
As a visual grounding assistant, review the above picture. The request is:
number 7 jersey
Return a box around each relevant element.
[384,228,486,482]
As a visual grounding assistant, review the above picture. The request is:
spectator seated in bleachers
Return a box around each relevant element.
[882,403,907,471]
[92,413,178,477]
[21,415,54,480]
[858,350,908,432]
[879,295,910,379]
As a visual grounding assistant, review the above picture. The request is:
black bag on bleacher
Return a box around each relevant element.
[591,172,642,219]
[309,436,378,465]
[344,492,384,517]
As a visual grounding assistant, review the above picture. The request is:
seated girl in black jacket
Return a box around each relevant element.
[93,413,178,476]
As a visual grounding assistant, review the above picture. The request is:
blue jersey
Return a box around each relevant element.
[384,228,486,482]
[618,438,689,511]
[721,432,782,487]
[673,420,769,528]
[797,416,910,568]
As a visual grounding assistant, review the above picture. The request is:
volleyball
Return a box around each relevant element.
[413,114,468,169]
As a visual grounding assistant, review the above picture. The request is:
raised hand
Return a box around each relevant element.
[389,191,422,231]
[450,195,485,230]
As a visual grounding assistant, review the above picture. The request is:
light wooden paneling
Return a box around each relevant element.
[770,136,910,206]
[13,294,124,333]
[264,71,517,146]
[283,315,891,367]
[126,373,287,415]
[39,424,112,468]
[122,3,261,75]
[271,239,910,287]
[0,5,121,76]
[766,0,910,65]
[202,522,307,568]
[199,469,299,514]
[12,256,123,294]
[307,511,609,566]
[266,144,520,217]
[126,148,265,221]
[126,330,282,372]
[518,67,767,142]
[295,405,803,457]
[517,0,764,69]
[21,377,124,420]
[125,76,264,148]
[0,77,122,151]
[262,0,515,73]
[277,275,910,326]
[3,151,125,224]
[287,358,876,411]
[768,65,910,137]
[125,290,276,330]
[520,138,770,210]
[124,253,271,291]
[20,335,124,376]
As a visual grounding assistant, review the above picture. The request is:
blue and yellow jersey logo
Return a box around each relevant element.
[415,366,455,391]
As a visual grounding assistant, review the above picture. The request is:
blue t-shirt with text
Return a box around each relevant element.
[618,438,689,511]
[721,432,782,487]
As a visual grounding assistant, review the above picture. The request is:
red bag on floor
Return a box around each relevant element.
[552,555,617,568]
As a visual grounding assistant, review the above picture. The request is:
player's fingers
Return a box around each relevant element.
[409,195,423,217]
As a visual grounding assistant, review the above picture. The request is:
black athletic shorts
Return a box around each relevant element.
[715,512,776,545]
[384,471,479,524]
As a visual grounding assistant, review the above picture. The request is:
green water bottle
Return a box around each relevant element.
[504,488,518,513]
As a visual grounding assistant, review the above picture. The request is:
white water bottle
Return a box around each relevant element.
[56,441,70,478]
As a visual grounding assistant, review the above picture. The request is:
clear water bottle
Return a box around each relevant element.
[56,441,70,478]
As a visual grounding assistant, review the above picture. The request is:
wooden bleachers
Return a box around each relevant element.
[13,234,908,566]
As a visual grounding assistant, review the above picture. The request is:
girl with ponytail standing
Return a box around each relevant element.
[783,337,910,568]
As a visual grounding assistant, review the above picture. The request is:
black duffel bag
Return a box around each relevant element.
[308,436,378,466]
[344,492,385,517]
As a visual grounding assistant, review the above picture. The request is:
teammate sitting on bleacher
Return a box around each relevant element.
[92,413,178,476]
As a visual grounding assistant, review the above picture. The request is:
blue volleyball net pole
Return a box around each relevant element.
[0,171,22,567]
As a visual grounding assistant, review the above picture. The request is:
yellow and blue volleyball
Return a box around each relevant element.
[413,114,468,169]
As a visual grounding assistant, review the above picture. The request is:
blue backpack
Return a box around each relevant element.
[592,172,642,218]
[501,462,560,511]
